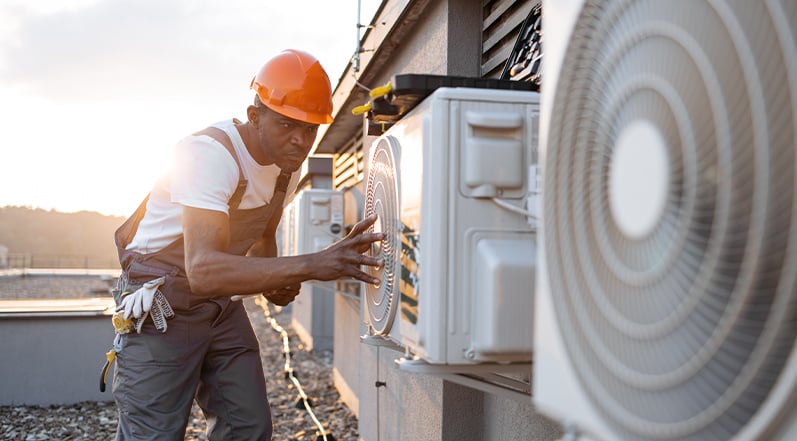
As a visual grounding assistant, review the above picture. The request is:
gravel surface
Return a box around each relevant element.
[0,273,115,299]
[0,275,359,440]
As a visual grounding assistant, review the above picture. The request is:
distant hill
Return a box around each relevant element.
[0,206,125,269]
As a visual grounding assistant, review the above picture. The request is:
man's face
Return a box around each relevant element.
[256,106,319,172]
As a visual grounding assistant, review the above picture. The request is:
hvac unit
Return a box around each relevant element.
[362,87,540,366]
[279,197,298,258]
[534,1,797,441]
[280,189,344,257]
[288,189,344,255]
[282,189,344,351]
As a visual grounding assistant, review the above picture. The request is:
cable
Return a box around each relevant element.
[303,281,361,301]
[352,74,372,92]
[499,3,540,80]
[490,197,538,220]
[254,296,335,441]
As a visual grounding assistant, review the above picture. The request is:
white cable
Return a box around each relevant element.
[303,281,361,301]
[490,197,538,220]
[353,75,371,92]
[255,297,332,441]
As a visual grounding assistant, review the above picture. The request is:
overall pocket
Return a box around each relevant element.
[122,259,191,311]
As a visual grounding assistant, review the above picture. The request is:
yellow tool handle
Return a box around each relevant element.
[99,349,116,392]
[352,102,373,116]
[369,81,392,99]
[112,311,134,334]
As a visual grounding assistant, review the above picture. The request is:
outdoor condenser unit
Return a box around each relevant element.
[362,86,540,366]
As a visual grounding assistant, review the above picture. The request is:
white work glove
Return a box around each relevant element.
[117,276,174,333]
[120,276,166,319]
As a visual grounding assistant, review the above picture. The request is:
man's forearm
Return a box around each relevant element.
[186,250,311,297]
[183,210,383,298]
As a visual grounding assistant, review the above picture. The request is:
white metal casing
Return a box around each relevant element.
[282,189,344,351]
[364,87,540,365]
[294,189,344,255]
[279,201,296,258]
[281,189,344,257]
[533,2,606,439]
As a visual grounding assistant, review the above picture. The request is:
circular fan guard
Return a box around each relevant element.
[544,1,797,440]
[364,137,401,335]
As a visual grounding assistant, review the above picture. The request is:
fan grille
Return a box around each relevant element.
[544,1,797,440]
[364,137,401,335]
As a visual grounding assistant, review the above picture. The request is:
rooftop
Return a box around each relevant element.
[0,269,118,300]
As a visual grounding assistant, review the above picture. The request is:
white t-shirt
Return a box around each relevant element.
[126,119,299,254]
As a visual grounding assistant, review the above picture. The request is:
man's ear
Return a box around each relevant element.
[247,106,259,126]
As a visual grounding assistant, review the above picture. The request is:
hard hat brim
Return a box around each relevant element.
[267,104,334,125]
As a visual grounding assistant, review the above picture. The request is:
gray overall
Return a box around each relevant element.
[112,125,289,441]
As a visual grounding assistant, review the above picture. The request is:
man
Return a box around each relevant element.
[110,49,383,440]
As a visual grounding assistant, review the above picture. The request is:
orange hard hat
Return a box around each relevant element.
[250,49,334,125]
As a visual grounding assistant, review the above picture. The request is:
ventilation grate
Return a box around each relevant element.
[543,1,797,440]
[364,137,401,335]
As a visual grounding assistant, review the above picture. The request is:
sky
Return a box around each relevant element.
[0,0,380,217]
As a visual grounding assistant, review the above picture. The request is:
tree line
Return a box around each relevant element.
[0,206,125,269]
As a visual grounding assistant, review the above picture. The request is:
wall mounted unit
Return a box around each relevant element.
[279,197,297,259]
[534,1,797,440]
[280,189,344,351]
[362,87,540,366]
[280,189,344,257]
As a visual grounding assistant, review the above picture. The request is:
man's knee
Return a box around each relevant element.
[207,409,272,441]
[239,393,273,440]
[253,413,273,441]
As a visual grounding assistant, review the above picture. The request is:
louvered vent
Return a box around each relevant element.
[481,0,540,79]
[333,136,366,191]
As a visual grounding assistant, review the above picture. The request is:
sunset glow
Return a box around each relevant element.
[0,0,379,216]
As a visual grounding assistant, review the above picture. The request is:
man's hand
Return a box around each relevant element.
[264,284,301,306]
[311,214,384,284]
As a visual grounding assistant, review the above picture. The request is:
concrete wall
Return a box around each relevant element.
[441,380,562,441]
[292,282,335,352]
[479,392,563,441]
[358,345,444,441]
[333,291,363,417]
[0,299,115,405]
[355,344,562,441]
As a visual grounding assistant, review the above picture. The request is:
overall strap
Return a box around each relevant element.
[263,170,293,235]
[193,123,248,210]
[115,194,150,253]
[195,124,292,240]
[195,120,293,235]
